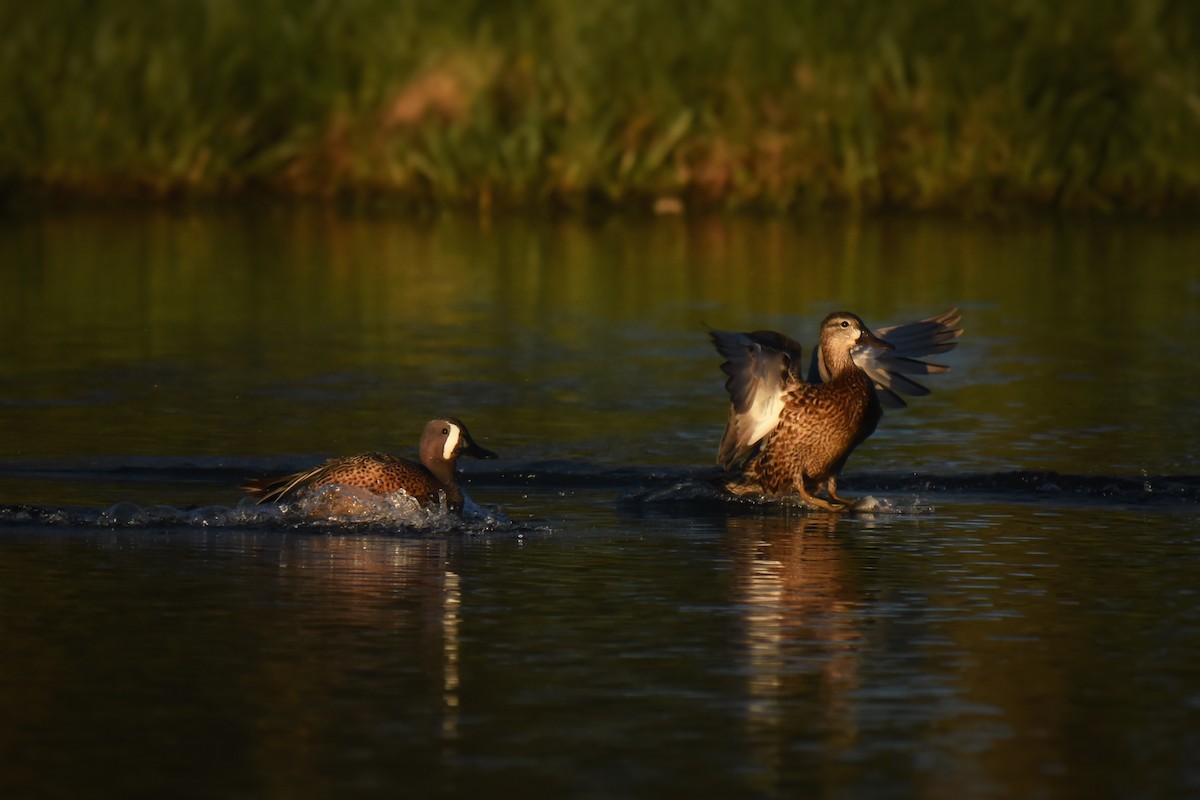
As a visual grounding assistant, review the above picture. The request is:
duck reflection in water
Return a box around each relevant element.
[723,513,868,790]
[710,309,961,511]
[243,417,497,517]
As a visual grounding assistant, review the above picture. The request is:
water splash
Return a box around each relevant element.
[622,478,931,516]
[1,484,518,536]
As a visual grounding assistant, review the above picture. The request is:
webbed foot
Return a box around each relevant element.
[824,477,855,509]
[797,483,847,513]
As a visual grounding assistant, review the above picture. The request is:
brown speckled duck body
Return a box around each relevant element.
[711,309,961,511]
[243,417,497,513]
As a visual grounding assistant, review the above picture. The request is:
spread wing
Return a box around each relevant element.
[807,308,963,408]
[710,329,804,468]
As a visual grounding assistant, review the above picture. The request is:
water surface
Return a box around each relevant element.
[1,211,1198,798]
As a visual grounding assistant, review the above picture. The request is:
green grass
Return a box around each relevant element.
[3,0,1199,213]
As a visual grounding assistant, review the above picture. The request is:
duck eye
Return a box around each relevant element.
[840,320,850,328]
[441,427,450,435]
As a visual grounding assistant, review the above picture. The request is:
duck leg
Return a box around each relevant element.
[824,476,855,508]
[795,475,846,513]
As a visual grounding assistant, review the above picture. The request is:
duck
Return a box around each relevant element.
[243,417,497,513]
[710,309,962,511]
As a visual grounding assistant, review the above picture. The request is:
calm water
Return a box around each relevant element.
[1,211,1199,798]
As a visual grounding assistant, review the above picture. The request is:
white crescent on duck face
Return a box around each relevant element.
[710,308,962,512]
[441,422,461,461]
[242,417,498,514]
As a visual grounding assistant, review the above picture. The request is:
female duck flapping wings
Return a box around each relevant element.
[710,309,962,511]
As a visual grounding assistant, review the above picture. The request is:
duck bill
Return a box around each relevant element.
[463,438,499,459]
[859,328,894,351]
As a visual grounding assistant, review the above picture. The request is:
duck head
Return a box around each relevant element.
[818,312,892,376]
[422,418,498,466]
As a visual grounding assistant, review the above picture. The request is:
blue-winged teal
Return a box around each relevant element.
[243,417,497,513]
[710,309,962,511]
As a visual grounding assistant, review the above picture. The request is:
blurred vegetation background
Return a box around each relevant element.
[3,0,1199,213]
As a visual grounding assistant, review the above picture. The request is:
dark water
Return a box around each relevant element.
[2,211,1199,798]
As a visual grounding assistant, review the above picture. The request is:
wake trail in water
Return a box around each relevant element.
[1,457,1197,531]
[0,485,521,535]
[483,462,1200,506]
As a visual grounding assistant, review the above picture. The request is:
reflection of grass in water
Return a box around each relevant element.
[3,1,1200,212]
[5,211,1193,477]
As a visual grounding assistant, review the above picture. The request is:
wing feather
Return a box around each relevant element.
[710,330,801,468]
[852,308,963,408]
[242,456,367,504]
